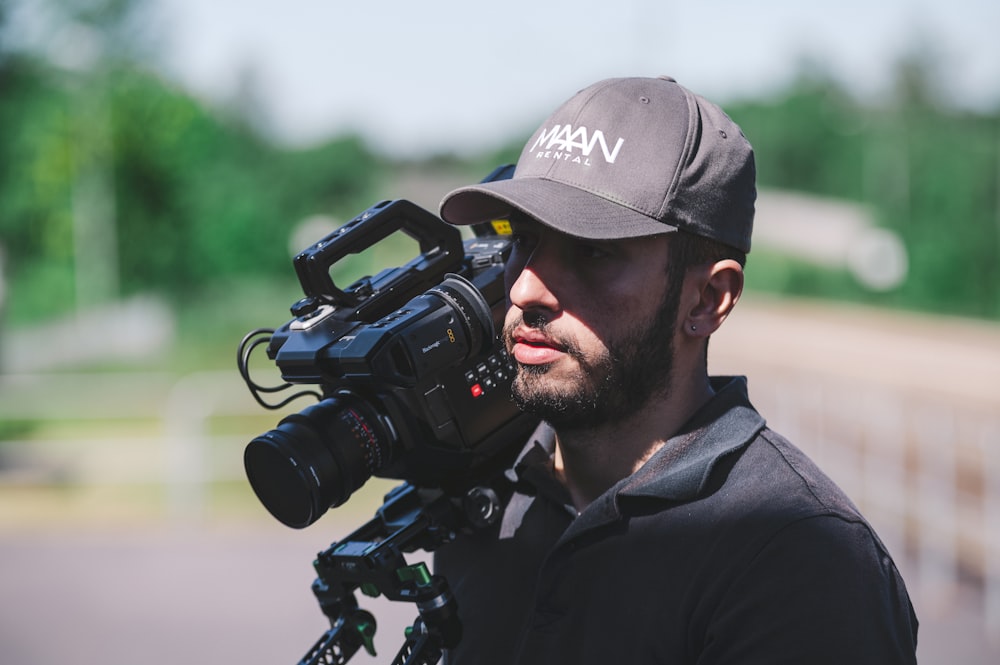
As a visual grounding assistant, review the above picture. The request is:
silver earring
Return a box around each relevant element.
[690,324,697,331]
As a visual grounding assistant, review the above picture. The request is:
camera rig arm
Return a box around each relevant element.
[298,482,499,665]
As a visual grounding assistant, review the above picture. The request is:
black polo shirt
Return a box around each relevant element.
[434,376,918,664]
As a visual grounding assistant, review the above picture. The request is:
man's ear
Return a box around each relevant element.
[683,259,744,338]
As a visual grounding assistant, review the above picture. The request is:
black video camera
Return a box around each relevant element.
[238,172,536,530]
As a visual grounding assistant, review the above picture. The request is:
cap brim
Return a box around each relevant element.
[440,177,678,240]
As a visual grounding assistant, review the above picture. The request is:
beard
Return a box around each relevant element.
[502,285,682,433]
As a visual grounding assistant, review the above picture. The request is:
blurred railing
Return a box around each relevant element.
[712,295,1000,648]
[747,372,1000,645]
[0,370,264,518]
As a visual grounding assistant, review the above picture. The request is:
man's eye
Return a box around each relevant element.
[578,243,611,259]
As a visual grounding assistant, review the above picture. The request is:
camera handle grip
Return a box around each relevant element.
[292,199,464,312]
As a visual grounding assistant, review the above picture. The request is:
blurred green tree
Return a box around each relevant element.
[0,55,381,323]
[0,0,383,325]
[1,2,997,323]
[727,55,1000,318]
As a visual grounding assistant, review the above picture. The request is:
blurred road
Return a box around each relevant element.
[0,519,996,665]
[0,518,424,665]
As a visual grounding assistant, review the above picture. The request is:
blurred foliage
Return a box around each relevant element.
[0,54,381,323]
[108,66,379,296]
[724,63,999,318]
[0,7,998,327]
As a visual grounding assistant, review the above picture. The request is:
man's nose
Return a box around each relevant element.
[507,249,561,313]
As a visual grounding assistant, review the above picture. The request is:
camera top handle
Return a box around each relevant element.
[292,199,465,322]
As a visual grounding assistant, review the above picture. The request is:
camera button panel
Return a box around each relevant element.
[464,350,515,399]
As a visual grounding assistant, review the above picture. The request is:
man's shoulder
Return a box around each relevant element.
[687,423,895,562]
[747,426,865,519]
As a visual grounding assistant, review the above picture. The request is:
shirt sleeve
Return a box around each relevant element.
[697,514,918,665]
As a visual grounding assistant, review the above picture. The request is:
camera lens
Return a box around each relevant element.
[244,396,392,528]
[244,273,499,528]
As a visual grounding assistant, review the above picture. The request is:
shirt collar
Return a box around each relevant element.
[506,376,766,528]
[616,375,765,504]
[509,422,574,511]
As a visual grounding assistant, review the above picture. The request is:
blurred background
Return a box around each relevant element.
[1,0,999,663]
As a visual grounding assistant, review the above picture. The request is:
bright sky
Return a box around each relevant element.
[147,0,1000,156]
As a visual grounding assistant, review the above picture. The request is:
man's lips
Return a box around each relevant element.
[511,329,566,365]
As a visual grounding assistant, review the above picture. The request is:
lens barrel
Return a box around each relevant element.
[244,397,391,528]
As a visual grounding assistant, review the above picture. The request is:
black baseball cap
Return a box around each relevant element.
[439,76,756,254]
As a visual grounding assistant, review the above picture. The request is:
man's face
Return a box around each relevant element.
[501,219,682,431]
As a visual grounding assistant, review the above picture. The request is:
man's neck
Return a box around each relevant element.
[552,374,715,513]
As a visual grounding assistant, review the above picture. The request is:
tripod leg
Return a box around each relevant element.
[298,609,377,665]
[390,618,443,665]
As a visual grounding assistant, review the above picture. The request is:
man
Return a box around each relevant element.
[435,76,918,664]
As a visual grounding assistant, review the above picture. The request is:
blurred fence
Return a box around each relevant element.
[1,294,999,654]
[0,370,259,518]
[712,295,1000,648]
[749,371,999,638]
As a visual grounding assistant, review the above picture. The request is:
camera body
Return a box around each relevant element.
[241,196,536,529]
